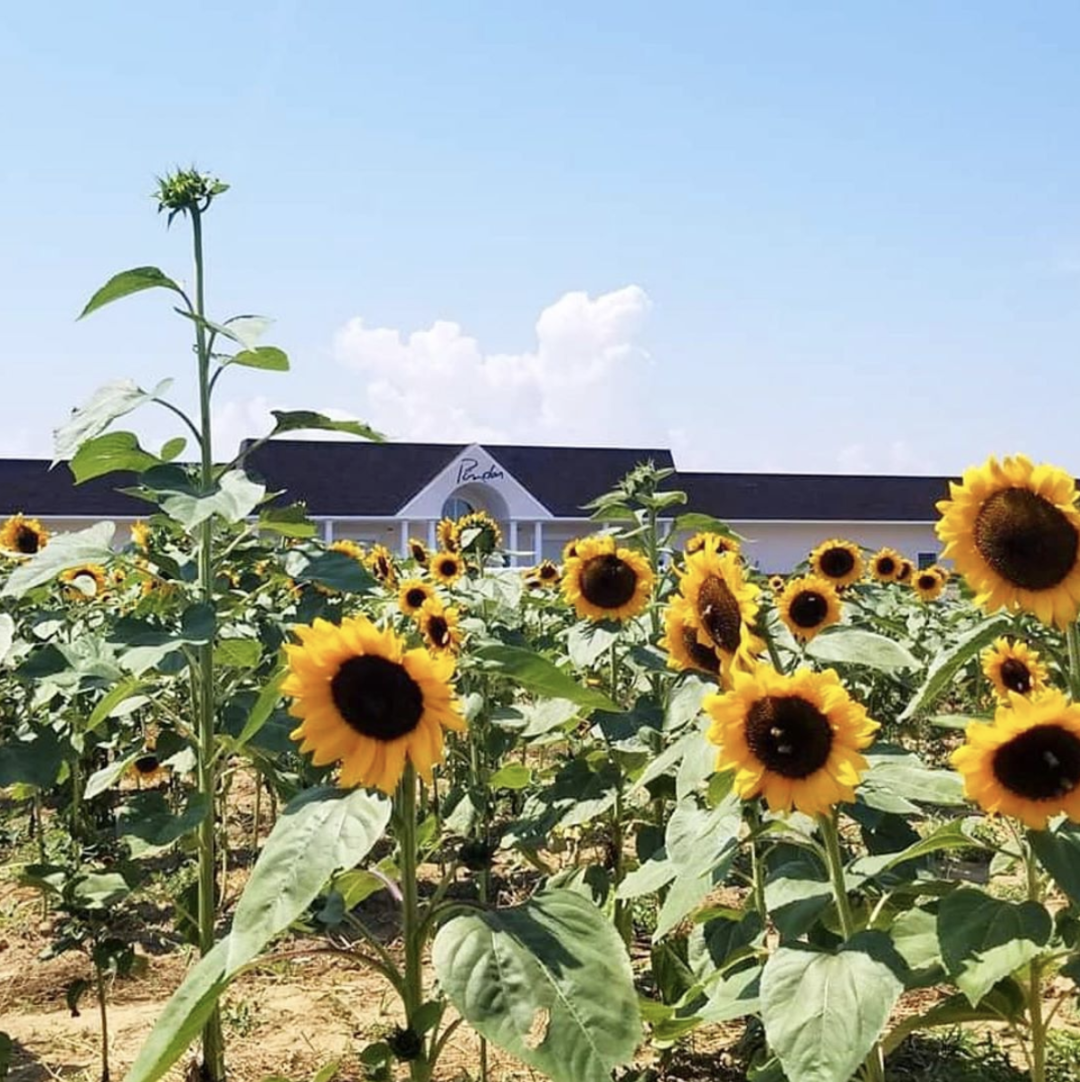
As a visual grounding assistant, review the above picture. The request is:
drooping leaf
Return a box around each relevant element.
[160,469,265,528]
[79,266,184,320]
[86,678,151,733]
[213,638,262,668]
[859,746,965,809]
[433,890,641,1082]
[1030,823,1080,906]
[0,726,67,787]
[53,378,173,462]
[268,410,384,442]
[806,628,918,671]
[117,792,211,849]
[258,503,317,539]
[70,431,159,482]
[2,522,116,599]
[474,644,620,713]
[291,550,376,593]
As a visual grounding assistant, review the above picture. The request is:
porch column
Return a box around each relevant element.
[535,520,543,564]
[400,519,409,556]
[323,520,334,543]
[509,519,519,566]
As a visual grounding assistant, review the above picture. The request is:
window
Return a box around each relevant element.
[917,552,937,569]
[441,496,474,520]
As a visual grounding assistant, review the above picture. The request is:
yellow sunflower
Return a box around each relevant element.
[705,665,878,816]
[981,637,1049,701]
[895,559,915,584]
[936,454,1080,628]
[436,518,460,553]
[526,559,561,587]
[408,538,430,565]
[130,520,151,550]
[0,513,49,556]
[330,539,366,562]
[809,539,864,589]
[430,550,465,585]
[562,539,581,563]
[778,575,842,643]
[768,574,785,593]
[366,544,397,587]
[418,599,464,654]
[561,535,655,622]
[284,615,465,793]
[659,596,723,677]
[678,549,763,668]
[869,547,903,583]
[457,510,503,554]
[398,578,437,617]
[60,564,109,601]
[912,567,946,602]
[685,532,741,558]
[952,690,1080,829]
[128,753,168,788]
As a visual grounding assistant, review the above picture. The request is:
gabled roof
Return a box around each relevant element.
[677,471,949,522]
[0,459,145,516]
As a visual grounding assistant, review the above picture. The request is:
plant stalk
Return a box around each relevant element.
[1068,620,1080,700]
[398,764,429,1082]
[94,961,110,1082]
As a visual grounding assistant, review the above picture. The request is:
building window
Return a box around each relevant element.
[441,496,474,520]
[917,552,937,569]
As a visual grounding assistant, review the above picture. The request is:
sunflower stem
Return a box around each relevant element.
[1067,621,1080,700]
[1024,835,1048,1082]
[818,811,855,941]
[397,763,430,1081]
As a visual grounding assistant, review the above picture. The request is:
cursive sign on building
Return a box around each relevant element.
[455,457,505,484]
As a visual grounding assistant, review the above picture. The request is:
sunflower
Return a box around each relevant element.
[436,518,460,553]
[398,578,437,617]
[0,513,49,556]
[129,753,168,788]
[284,615,465,792]
[768,574,785,593]
[418,599,463,654]
[952,690,1080,829]
[659,596,722,677]
[869,548,903,583]
[60,564,109,600]
[778,575,842,643]
[366,544,397,587]
[685,532,741,558]
[936,454,1080,628]
[809,539,864,589]
[895,559,914,584]
[678,549,763,668]
[912,567,946,602]
[408,538,430,565]
[562,539,581,563]
[561,535,654,622]
[130,520,151,550]
[526,559,561,587]
[430,550,465,585]
[330,539,366,562]
[457,510,502,554]
[981,637,1049,701]
[705,665,879,816]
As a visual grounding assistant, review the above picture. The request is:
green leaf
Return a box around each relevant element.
[160,469,265,529]
[806,628,918,671]
[0,613,14,665]
[268,410,384,442]
[85,751,140,800]
[889,907,944,986]
[70,431,159,483]
[671,513,742,541]
[0,726,67,787]
[900,615,1012,722]
[761,943,903,1082]
[79,266,184,320]
[1030,823,1080,906]
[229,346,290,372]
[293,551,376,593]
[234,669,286,750]
[432,890,641,1082]
[226,786,390,972]
[213,639,262,668]
[87,678,151,733]
[117,792,211,849]
[160,437,187,462]
[489,762,533,791]
[258,503,317,539]
[859,746,965,809]
[566,622,621,669]
[53,378,173,462]
[223,314,274,348]
[474,644,621,713]
[937,888,1052,1004]
[2,522,116,599]
[852,818,986,878]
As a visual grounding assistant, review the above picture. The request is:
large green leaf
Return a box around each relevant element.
[79,266,184,320]
[937,888,1052,1004]
[268,410,384,442]
[761,941,903,1082]
[474,644,620,712]
[899,615,1011,722]
[53,378,173,462]
[432,890,641,1082]
[229,346,290,372]
[566,622,621,669]
[0,613,14,664]
[70,431,160,482]
[1029,823,1080,906]
[226,786,390,971]
[291,550,376,593]
[160,469,265,528]
[806,628,918,671]
[859,746,965,810]
[0,726,67,787]
[2,522,116,599]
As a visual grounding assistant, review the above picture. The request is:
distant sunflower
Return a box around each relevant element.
[561,535,654,622]
[398,578,436,617]
[981,637,1049,701]
[60,564,109,601]
[527,559,561,587]
[952,690,1080,829]
[436,518,460,553]
[330,539,366,562]
[457,510,502,554]
[778,575,842,643]
[366,544,397,587]
[562,539,581,563]
[768,575,785,593]
[870,548,903,583]
[418,599,463,654]
[705,665,878,817]
[895,559,914,584]
[936,454,1080,628]
[809,539,864,589]
[284,615,465,792]
[130,520,151,550]
[912,568,946,602]
[129,753,168,788]
[678,549,763,669]
[685,532,741,558]
[408,538,430,565]
[0,513,49,556]
[659,597,722,677]
[430,550,465,586]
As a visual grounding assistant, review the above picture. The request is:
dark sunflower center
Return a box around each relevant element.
[579,554,638,609]
[917,574,937,590]
[974,488,1079,591]
[330,655,424,741]
[680,626,720,674]
[744,695,834,779]
[789,590,829,629]
[819,548,855,578]
[405,587,428,609]
[539,565,558,581]
[438,559,457,577]
[897,564,912,582]
[410,544,427,562]
[427,615,450,647]
[696,574,743,653]
[876,556,896,576]
[134,755,160,775]
[999,657,1033,694]
[15,526,40,554]
[992,723,1080,800]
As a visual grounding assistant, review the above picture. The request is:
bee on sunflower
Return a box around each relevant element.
[981,638,1049,701]
[777,575,842,643]
[417,599,463,654]
[952,690,1080,829]
[809,539,864,590]
[869,547,904,583]
[659,597,723,677]
[430,550,465,586]
[561,535,654,622]
[705,665,878,817]
[284,615,465,793]
[398,578,437,617]
[936,454,1080,628]
[60,564,109,601]
[0,513,49,556]
[677,548,762,669]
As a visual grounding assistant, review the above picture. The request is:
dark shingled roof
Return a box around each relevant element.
[677,472,950,522]
[0,460,146,516]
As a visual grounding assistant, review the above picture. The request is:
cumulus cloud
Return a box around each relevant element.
[332,286,662,446]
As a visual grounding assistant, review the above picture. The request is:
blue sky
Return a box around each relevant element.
[3,2,1080,476]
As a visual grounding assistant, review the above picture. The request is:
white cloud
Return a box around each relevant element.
[332,286,662,446]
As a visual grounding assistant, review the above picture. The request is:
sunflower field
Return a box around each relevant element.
[6,174,1080,1082]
